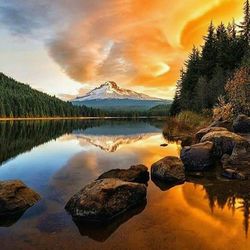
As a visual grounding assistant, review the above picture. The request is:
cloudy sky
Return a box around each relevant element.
[0,0,245,99]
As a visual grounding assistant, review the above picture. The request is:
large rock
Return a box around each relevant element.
[97,164,149,184]
[65,178,147,222]
[201,130,249,157]
[209,120,233,131]
[233,114,250,133]
[221,138,250,178]
[195,127,228,141]
[151,156,185,183]
[0,180,40,215]
[180,141,214,171]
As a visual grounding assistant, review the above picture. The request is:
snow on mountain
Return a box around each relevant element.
[73,81,162,101]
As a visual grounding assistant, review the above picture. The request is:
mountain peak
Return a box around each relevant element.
[102,81,118,88]
[74,81,163,101]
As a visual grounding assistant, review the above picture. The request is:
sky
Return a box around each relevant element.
[0,0,245,100]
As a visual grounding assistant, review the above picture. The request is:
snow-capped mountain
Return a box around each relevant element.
[73,81,162,101]
[71,81,171,110]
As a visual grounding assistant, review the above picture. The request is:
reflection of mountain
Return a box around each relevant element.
[0,119,164,165]
[75,133,157,152]
[73,121,161,152]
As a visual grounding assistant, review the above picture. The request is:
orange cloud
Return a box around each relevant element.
[48,0,244,98]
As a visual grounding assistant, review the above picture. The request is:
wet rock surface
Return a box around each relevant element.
[151,156,185,183]
[65,178,147,222]
[97,164,149,184]
[181,141,214,171]
[0,180,40,216]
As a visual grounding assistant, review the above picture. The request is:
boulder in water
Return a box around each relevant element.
[181,141,214,171]
[151,156,185,183]
[0,180,40,216]
[97,164,149,184]
[65,178,147,222]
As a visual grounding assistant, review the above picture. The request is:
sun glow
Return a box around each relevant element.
[0,0,245,99]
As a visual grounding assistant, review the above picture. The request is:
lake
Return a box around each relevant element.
[0,119,249,250]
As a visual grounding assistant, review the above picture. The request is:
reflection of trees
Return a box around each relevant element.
[187,173,250,237]
[238,199,250,238]
[0,119,104,165]
[0,118,163,165]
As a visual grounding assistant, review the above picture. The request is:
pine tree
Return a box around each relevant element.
[170,71,183,115]
[238,0,250,43]
[201,22,217,78]
[180,47,201,110]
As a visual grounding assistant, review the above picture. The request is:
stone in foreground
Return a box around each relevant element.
[97,164,149,184]
[201,130,248,157]
[151,156,185,183]
[233,114,250,133]
[195,127,228,141]
[181,141,214,171]
[65,178,147,222]
[0,180,40,215]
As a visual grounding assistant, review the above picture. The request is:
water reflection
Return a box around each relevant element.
[0,119,249,249]
[187,172,250,237]
[74,202,147,242]
[0,119,163,165]
[0,211,26,227]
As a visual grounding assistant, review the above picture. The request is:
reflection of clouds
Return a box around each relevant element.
[49,133,176,202]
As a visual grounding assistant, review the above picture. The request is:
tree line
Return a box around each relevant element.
[0,73,105,118]
[170,0,250,116]
[0,73,170,118]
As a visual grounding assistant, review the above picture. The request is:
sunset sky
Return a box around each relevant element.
[0,0,245,100]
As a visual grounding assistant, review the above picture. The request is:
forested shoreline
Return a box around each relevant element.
[0,73,104,118]
[0,73,170,118]
[170,0,250,118]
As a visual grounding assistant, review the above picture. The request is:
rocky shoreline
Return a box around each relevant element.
[0,114,249,226]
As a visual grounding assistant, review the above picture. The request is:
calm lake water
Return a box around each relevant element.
[0,119,249,250]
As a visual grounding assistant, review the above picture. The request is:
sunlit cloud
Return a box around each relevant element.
[0,0,245,99]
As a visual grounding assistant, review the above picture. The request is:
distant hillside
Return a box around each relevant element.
[148,104,171,116]
[0,73,101,118]
[73,98,171,111]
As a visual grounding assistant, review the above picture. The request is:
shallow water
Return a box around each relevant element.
[0,119,249,250]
